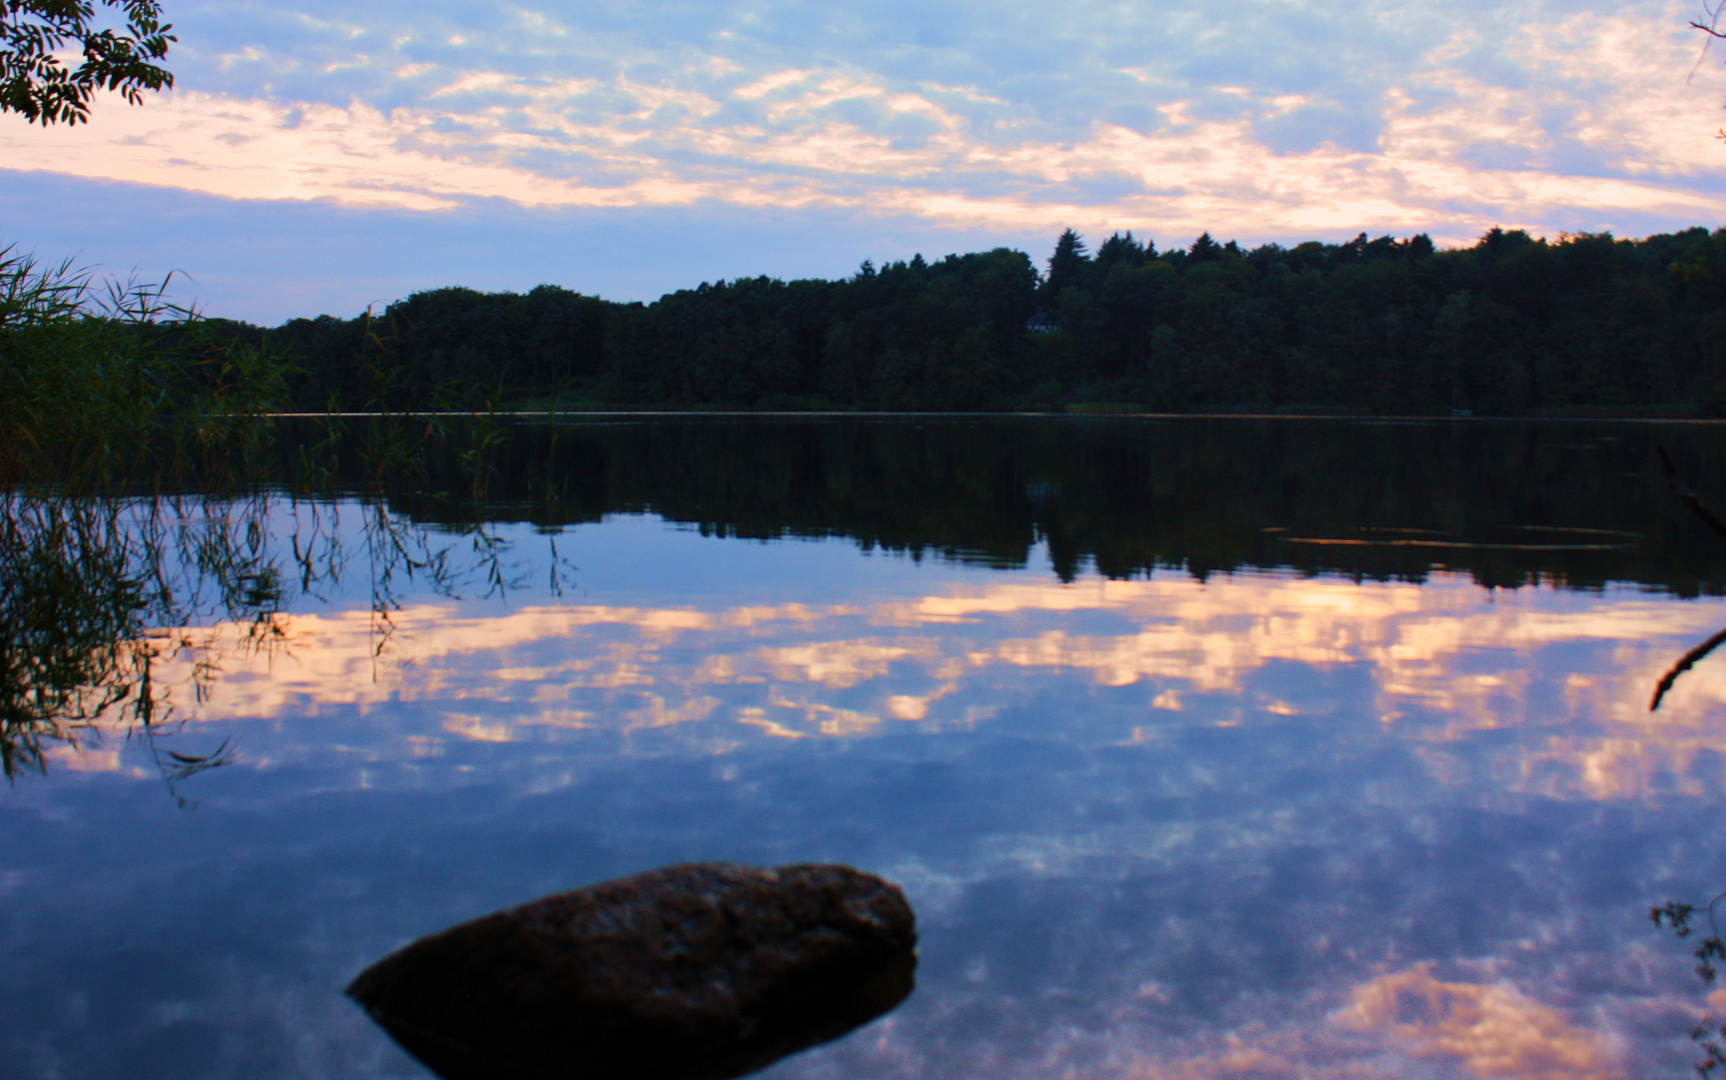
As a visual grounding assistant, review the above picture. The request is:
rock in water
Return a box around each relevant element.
[346,862,917,1080]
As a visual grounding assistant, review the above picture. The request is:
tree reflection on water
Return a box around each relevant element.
[0,486,555,793]
[0,492,276,783]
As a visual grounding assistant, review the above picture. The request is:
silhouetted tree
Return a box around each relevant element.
[248,225,1726,418]
[1,0,174,124]
[1043,229,1090,303]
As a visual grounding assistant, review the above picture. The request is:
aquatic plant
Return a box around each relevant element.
[0,244,292,489]
[0,479,570,791]
[0,491,283,780]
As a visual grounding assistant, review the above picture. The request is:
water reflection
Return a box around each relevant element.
[79,566,1725,811]
[348,416,1726,594]
[0,490,567,788]
[0,492,283,782]
[263,415,1726,593]
[0,495,155,776]
[3,517,1717,1076]
[8,419,1726,1080]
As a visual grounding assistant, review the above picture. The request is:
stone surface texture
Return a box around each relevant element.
[346,862,917,1080]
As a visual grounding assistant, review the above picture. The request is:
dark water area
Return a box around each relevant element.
[7,417,1726,1080]
[321,414,1726,592]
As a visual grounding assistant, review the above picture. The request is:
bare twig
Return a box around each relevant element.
[1690,2,1726,84]
[1653,625,1726,711]
[1649,446,1726,711]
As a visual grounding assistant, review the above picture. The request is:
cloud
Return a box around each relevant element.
[758,638,934,688]
[0,168,1022,323]
[5,0,1724,260]
[1341,965,1621,1080]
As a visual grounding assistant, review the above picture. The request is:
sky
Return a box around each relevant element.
[3,0,1726,322]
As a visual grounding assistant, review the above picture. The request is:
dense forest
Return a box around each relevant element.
[249,226,1726,415]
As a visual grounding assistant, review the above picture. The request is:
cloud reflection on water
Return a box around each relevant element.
[82,568,1726,808]
[19,520,1726,1080]
[1342,965,1619,1080]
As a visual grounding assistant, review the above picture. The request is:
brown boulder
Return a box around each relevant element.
[346,862,917,1080]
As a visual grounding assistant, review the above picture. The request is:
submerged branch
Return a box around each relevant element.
[1652,624,1726,711]
[1651,446,1726,709]
[1657,445,1726,543]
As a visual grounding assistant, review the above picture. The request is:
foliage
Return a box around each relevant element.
[1,0,173,124]
[1653,898,1726,1077]
[0,494,150,775]
[0,493,274,783]
[0,245,292,488]
[257,227,1726,417]
[0,471,576,791]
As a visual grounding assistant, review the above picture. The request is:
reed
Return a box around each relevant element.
[0,245,293,489]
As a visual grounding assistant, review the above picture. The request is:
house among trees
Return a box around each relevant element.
[1025,310,1060,333]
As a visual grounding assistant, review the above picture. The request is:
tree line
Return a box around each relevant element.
[244,225,1726,416]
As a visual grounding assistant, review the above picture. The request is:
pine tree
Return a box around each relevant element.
[1044,229,1090,301]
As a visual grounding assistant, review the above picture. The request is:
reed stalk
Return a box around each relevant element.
[0,245,293,490]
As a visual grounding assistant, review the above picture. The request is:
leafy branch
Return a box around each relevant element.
[1,0,174,125]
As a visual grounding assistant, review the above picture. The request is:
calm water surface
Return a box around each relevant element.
[7,418,1726,1080]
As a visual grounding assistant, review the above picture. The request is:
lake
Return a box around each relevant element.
[6,416,1726,1080]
